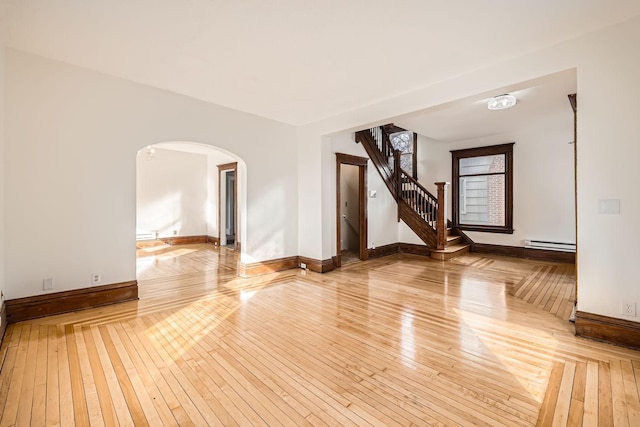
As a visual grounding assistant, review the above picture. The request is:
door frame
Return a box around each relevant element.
[569,93,578,309]
[336,153,368,267]
[218,162,239,251]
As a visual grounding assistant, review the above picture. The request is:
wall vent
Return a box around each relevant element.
[524,240,576,252]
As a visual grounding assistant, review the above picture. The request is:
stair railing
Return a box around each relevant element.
[396,161,437,226]
[357,126,449,249]
[357,127,397,198]
[394,151,449,250]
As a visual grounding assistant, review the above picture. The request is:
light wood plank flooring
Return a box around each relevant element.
[1,243,639,426]
[448,254,576,321]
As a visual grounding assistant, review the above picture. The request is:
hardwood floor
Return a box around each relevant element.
[448,254,577,321]
[1,243,639,426]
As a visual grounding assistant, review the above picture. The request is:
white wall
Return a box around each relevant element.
[136,148,208,238]
[206,155,219,238]
[5,49,298,299]
[299,15,640,322]
[0,45,5,309]
[329,133,398,254]
[415,122,576,247]
[574,18,640,320]
[0,8,8,311]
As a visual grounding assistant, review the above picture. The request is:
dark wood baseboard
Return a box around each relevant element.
[299,256,337,273]
[368,243,400,259]
[207,236,220,246]
[398,243,431,256]
[238,256,299,277]
[160,235,208,245]
[239,255,338,276]
[575,311,640,350]
[0,302,6,347]
[471,243,575,264]
[240,245,430,277]
[368,243,431,259]
[5,281,139,324]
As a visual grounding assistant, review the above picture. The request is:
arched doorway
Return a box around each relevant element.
[135,141,246,279]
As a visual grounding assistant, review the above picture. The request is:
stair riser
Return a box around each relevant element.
[430,245,470,261]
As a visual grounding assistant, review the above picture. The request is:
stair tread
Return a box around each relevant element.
[431,243,470,253]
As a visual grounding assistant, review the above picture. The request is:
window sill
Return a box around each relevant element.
[455,225,514,234]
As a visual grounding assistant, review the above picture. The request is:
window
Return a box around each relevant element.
[388,130,417,179]
[451,143,514,233]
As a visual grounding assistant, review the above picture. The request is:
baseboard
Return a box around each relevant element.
[0,302,6,346]
[471,243,575,264]
[159,235,208,245]
[299,256,337,273]
[398,243,431,256]
[368,243,400,259]
[575,311,640,350]
[5,281,139,323]
[239,255,337,276]
[238,256,299,277]
[205,236,240,251]
[368,243,431,259]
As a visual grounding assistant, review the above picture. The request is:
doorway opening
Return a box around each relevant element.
[336,153,368,267]
[218,162,238,250]
[135,142,245,281]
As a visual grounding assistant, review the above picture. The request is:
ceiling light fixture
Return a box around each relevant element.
[488,94,517,110]
[145,146,156,160]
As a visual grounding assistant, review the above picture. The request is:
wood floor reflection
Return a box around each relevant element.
[1,243,638,426]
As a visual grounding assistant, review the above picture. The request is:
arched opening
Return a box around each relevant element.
[135,141,246,280]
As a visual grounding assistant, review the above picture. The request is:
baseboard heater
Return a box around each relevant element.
[524,240,576,252]
[136,232,157,241]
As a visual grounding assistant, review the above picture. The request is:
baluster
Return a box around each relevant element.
[432,198,436,228]
[413,183,416,211]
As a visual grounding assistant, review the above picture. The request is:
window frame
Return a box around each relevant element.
[451,143,514,234]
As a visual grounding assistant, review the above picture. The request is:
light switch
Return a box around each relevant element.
[369,190,377,198]
[599,199,620,214]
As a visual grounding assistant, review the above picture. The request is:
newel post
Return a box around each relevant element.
[394,150,402,222]
[434,182,449,250]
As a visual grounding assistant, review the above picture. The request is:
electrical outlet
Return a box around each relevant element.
[621,301,637,317]
[92,273,102,284]
[300,263,307,269]
[43,278,53,290]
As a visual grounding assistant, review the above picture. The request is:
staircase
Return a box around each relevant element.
[355,125,469,260]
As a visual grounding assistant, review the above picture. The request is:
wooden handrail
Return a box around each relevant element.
[400,170,438,230]
[356,126,450,251]
[400,169,437,202]
[355,129,397,199]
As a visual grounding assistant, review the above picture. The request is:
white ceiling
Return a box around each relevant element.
[394,69,577,142]
[2,1,639,125]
